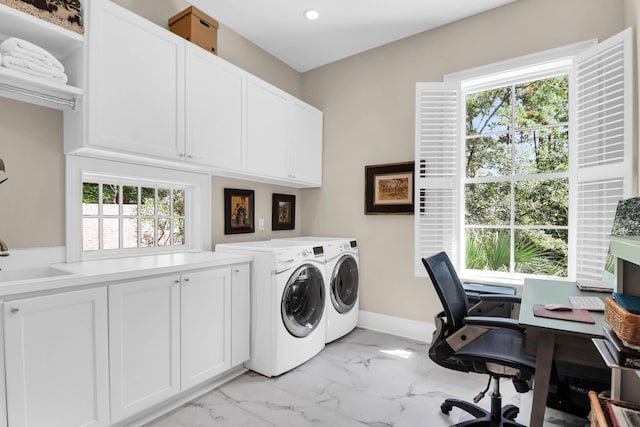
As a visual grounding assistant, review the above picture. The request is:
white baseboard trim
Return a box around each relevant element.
[358,310,435,343]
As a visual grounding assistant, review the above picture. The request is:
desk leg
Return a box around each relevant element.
[530,332,555,427]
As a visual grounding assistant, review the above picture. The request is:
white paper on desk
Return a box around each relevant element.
[575,279,613,293]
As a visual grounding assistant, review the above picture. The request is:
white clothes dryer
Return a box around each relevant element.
[273,237,359,343]
[215,240,327,377]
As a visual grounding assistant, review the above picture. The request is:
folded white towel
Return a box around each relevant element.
[1,56,68,84]
[0,38,64,72]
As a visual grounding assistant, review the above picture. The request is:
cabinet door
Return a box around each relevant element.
[290,99,323,186]
[88,1,185,159]
[247,75,290,179]
[109,276,181,422]
[181,268,232,388]
[231,263,250,366]
[4,288,110,427]
[186,44,247,169]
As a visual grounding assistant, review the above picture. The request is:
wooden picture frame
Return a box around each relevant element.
[365,161,415,215]
[224,188,255,234]
[272,193,296,230]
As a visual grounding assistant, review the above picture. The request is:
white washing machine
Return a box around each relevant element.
[273,237,359,343]
[215,240,327,377]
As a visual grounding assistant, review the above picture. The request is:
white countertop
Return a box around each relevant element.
[0,251,252,298]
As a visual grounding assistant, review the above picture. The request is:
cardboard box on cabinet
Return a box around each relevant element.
[169,6,218,55]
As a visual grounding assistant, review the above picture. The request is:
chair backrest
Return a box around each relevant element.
[422,251,469,333]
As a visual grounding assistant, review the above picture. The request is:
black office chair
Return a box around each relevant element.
[423,252,536,427]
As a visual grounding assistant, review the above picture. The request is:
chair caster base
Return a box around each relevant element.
[440,398,526,427]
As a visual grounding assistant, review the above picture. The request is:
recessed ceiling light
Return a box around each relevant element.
[304,9,319,21]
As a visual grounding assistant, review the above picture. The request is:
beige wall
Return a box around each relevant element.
[300,0,628,322]
[0,0,635,326]
[0,98,65,248]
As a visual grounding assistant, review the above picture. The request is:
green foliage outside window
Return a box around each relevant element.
[465,75,569,276]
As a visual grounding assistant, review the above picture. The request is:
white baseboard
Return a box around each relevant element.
[358,310,435,343]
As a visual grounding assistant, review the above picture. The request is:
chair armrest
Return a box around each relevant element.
[463,316,523,331]
[474,294,521,305]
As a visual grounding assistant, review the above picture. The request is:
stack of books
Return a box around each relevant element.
[602,325,640,368]
[606,400,640,427]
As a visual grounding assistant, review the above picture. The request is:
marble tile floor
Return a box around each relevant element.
[146,328,590,427]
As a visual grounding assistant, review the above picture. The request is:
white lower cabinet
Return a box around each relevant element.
[1,262,250,427]
[108,264,249,424]
[181,268,232,389]
[231,264,250,366]
[108,275,181,423]
[4,288,110,427]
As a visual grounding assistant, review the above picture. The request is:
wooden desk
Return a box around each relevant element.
[519,278,607,427]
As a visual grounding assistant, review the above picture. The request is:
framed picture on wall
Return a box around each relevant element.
[272,193,296,230]
[224,188,255,234]
[365,161,415,215]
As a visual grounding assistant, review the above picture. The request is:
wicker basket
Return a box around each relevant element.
[589,391,640,427]
[604,297,640,347]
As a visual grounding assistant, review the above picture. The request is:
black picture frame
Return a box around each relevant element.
[272,193,296,230]
[224,188,255,234]
[364,161,415,215]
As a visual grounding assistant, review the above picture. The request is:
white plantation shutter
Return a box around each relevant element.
[414,83,460,276]
[573,28,632,281]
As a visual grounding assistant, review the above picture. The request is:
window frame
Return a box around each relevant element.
[459,66,573,280]
[66,156,211,262]
[415,33,633,284]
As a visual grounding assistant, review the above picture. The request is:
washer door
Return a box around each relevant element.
[331,255,359,314]
[281,263,325,338]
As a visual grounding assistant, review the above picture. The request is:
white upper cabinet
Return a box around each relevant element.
[247,75,290,179]
[87,0,185,160]
[247,75,323,187]
[4,288,110,427]
[185,43,247,170]
[62,0,322,187]
[290,98,323,185]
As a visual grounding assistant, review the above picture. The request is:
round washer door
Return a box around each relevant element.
[281,263,325,338]
[331,255,359,314]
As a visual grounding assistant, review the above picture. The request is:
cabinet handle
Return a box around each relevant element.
[187,154,194,159]
[233,269,241,273]
[179,153,185,158]
[174,279,180,284]
[10,308,19,314]
[184,278,190,282]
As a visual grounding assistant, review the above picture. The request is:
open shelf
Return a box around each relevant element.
[0,3,84,109]
[0,66,82,110]
[0,3,83,58]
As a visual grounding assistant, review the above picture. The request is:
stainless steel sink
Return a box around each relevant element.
[0,266,72,283]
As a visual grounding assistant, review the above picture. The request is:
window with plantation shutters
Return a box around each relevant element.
[573,28,632,281]
[414,29,632,281]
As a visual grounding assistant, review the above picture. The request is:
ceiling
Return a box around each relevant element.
[189,0,517,72]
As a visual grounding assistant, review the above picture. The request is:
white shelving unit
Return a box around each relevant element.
[0,3,83,110]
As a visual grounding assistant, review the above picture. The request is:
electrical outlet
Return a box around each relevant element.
[259,218,265,230]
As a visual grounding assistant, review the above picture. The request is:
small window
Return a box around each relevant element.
[82,182,187,252]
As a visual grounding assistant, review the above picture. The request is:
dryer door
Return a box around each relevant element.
[331,255,359,314]
[281,264,325,338]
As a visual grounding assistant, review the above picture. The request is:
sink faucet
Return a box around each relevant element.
[0,239,9,257]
